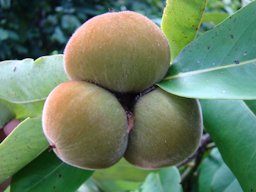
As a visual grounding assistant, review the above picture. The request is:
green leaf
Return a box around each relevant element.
[200,100,256,191]
[11,150,93,192]
[140,167,183,192]
[161,59,256,99]
[198,148,222,192]
[198,148,242,192]
[0,102,14,128]
[201,12,228,25]
[211,164,242,192]
[93,159,150,192]
[76,179,100,192]
[0,117,48,183]
[0,99,44,119]
[0,55,67,117]
[161,0,207,60]
[94,159,149,181]
[94,180,141,192]
[244,100,256,114]
[159,2,256,99]
[4,186,10,192]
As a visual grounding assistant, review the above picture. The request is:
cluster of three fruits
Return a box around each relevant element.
[42,11,202,170]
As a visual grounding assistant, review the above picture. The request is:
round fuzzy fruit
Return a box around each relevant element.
[64,11,170,93]
[125,88,202,169]
[42,81,128,169]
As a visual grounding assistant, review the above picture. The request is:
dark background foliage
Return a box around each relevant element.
[0,0,241,61]
[0,0,165,61]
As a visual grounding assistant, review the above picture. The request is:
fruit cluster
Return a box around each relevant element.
[42,11,202,170]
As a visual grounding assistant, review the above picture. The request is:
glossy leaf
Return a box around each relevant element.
[162,0,207,60]
[140,167,183,192]
[198,148,222,192]
[200,100,256,191]
[4,186,10,192]
[0,118,48,183]
[76,179,100,192]
[211,164,242,192]
[202,12,228,25]
[94,180,141,192]
[244,100,256,114]
[198,148,242,192]
[0,55,67,117]
[93,159,149,192]
[11,150,93,192]
[0,102,14,128]
[159,2,256,99]
[94,159,149,181]
[0,99,44,119]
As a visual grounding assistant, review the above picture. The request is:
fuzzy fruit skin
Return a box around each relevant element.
[64,11,170,93]
[42,81,128,169]
[124,88,203,169]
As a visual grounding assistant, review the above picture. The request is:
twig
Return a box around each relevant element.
[180,133,212,185]
[178,133,211,168]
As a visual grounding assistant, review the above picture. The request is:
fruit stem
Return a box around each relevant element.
[115,92,138,112]
[178,133,212,168]
[180,133,213,189]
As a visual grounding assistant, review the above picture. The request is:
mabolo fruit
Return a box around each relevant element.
[42,81,128,169]
[125,88,202,169]
[43,10,203,171]
[64,11,170,93]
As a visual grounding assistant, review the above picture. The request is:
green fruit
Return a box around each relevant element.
[42,81,128,169]
[125,88,202,169]
[64,11,170,93]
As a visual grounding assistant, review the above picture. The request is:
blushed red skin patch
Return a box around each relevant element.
[126,112,134,133]
[0,178,11,191]
[0,119,20,142]
[4,119,20,136]
[0,130,5,142]
[0,120,20,189]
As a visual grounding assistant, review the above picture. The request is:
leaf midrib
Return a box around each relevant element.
[26,162,65,191]
[243,101,256,179]
[164,58,256,81]
[0,97,46,104]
